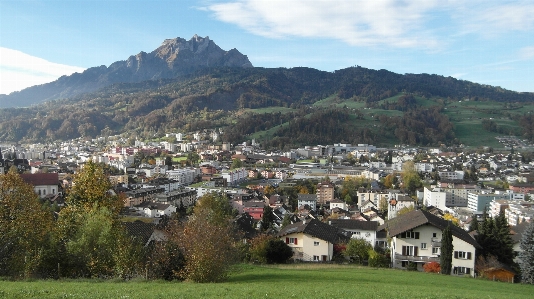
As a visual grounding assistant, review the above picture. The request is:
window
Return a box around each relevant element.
[454,251,472,260]
[375,240,387,248]
[313,255,320,261]
[314,241,320,246]
[421,243,427,250]
[453,267,471,275]
[432,233,437,238]
[432,247,440,255]
[400,231,420,239]
[402,245,418,256]
[285,237,298,245]
[354,231,361,235]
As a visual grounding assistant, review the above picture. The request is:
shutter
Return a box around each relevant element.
[414,246,418,257]
[402,246,407,256]
[454,251,458,259]
[415,232,420,239]
[286,237,289,244]
[294,238,297,245]
[467,252,472,260]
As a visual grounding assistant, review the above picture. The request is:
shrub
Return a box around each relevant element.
[423,262,441,273]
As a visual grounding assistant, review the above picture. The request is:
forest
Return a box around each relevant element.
[0,66,533,146]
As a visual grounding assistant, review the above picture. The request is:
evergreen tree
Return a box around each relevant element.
[440,223,454,275]
[468,218,478,232]
[493,211,515,265]
[281,213,291,228]
[476,210,516,266]
[519,221,534,284]
[261,205,275,231]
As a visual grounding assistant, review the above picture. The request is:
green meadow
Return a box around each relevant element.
[0,264,531,299]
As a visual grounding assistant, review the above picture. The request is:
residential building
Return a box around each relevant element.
[382,209,480,277]
[316,181,335,204]
[277,218,350,262]
[328,219,378,246]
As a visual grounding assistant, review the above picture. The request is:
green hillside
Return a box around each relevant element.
[0,264,530,299]
[1,66,533,149]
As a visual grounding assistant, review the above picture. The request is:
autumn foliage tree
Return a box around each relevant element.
[0,168,54,278]
[56,160,138,278]
[174,192,238,282]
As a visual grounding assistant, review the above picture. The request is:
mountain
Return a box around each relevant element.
[1,36,534,148]
[1,64,534,148]
[0,35,252,108]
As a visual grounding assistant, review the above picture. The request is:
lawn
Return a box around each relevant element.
[0,264,531,299]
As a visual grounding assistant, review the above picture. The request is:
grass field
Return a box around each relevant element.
[0,264,531,299]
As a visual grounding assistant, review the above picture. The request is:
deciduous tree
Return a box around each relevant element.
[0,168,54,278]
[344,238,373,264]
[175,192,238,282]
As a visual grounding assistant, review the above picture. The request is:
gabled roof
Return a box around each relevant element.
[277,218,349,244]
[329,219,378,231]
[20,173,59,186]
[123,221,156,246]
[298,194,318,201]
[379,209,481,248]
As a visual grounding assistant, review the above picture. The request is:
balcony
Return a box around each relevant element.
[394,254,439,263]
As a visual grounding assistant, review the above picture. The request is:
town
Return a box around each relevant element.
[1,129,532,282]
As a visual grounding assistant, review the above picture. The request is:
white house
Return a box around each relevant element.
[329,198,348,210]
[388,194,415,219]
[277,219,350,262]
[328,219,378,246]
[135,202,176,218]
[381,209,480,277]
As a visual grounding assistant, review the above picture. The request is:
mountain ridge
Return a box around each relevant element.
[0,35,252,108]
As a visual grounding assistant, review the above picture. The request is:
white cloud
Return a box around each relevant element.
[466,2,534,35]
[0,47,85,95]
[519,46,534,60]
[207,0,441,49]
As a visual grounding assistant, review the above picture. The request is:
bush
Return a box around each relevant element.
[368,249,390,268]
[249,235,293,264]
[423,262,441,273]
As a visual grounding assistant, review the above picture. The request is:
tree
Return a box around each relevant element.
[64,160,122,213]
[344,238,373,264]
[0,168,54,278]
[468,218,479,232]
[281,213,292,228]
[56,161,130,278]
[175,192,237,282]
[401,161,422,195]
[263,185,276,197]
[440,223,454,275]
[476,211,516,266]
[230,158,243,169]
[397,206,415,217]
[249,235,293,264]
[443,213,460,226]
[519,221,534,284]
[261,205,275,231]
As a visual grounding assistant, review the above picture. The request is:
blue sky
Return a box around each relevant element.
[1,0,534,95]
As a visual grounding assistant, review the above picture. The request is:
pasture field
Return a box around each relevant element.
[0,264,531,299]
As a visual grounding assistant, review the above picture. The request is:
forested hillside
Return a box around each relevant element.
[1,66,533,148]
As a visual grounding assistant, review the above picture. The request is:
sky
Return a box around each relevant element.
[1,0,534,95]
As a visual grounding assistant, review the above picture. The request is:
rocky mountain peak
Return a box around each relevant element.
[0,35,253,108]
